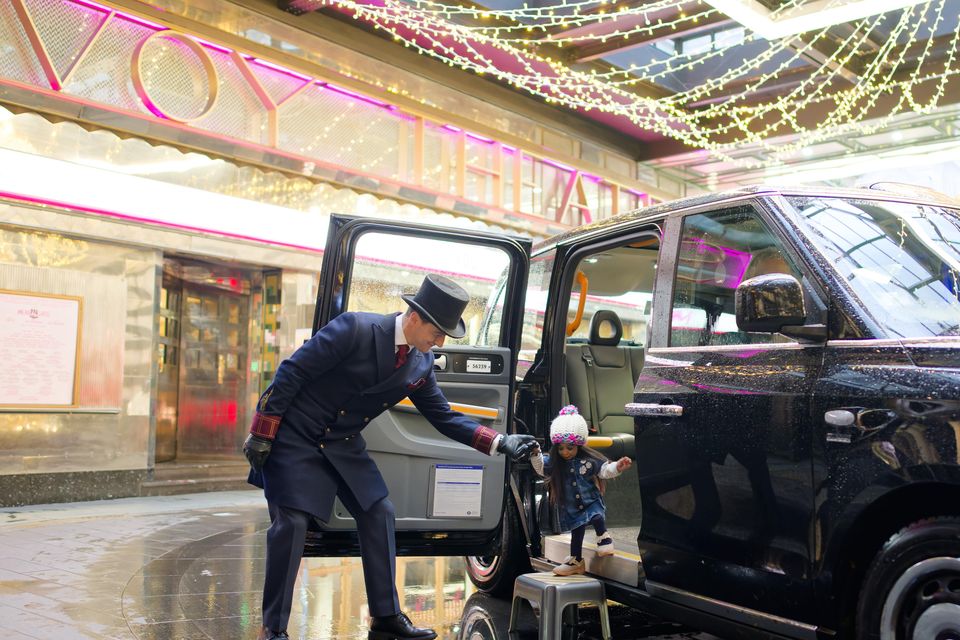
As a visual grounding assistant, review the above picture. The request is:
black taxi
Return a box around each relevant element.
[304,185,960,640]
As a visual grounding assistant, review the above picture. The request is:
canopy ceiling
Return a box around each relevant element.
[276,0,960,168]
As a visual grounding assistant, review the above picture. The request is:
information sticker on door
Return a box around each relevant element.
[429,464,483,518]
[466,358,492,373]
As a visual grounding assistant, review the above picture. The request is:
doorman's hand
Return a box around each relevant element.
[497,434,539,462]
[243,433,272,471]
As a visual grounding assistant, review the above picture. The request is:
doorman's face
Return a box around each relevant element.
[405,311,447,352]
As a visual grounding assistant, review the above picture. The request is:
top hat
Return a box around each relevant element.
[402,274,469,339]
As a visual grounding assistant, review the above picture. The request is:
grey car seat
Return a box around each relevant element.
[565,310,644,435]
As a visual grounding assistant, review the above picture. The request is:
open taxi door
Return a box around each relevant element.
[304,215,531,557]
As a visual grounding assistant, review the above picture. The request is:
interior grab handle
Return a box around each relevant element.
[625,403,683,417]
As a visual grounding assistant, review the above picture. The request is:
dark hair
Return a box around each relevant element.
[545,443,609,505]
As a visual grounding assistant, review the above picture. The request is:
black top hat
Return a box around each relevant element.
[402,274,469,339]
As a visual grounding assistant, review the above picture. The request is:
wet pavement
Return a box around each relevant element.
[0,491,718,639]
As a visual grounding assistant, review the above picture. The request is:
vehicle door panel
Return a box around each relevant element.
[325,345,512,532]
[308,215,530,555]
[634,204,822,623]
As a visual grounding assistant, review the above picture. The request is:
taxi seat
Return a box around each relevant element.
[564,310,644,435]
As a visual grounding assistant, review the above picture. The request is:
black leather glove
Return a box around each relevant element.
[243,433,272,471]
[497,434,539,462]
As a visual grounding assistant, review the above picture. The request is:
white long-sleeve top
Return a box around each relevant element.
[529,451,622,479]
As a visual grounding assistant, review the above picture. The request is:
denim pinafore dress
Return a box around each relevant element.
[543,454,606,531]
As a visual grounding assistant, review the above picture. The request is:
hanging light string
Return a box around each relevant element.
[311,0,957,164]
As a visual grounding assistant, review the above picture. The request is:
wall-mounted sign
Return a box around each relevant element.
[0,290,82,408]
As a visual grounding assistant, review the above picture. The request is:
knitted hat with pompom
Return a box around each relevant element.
[549,405,589,446]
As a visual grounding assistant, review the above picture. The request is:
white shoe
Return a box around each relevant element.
[553,556,585,576]
[596,533,615,557]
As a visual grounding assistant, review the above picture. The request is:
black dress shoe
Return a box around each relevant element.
[257,628,289,640]
[368,612,437,639]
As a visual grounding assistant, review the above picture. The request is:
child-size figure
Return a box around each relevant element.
[530,405,632,576]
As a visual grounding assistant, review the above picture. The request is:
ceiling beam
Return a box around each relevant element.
[685,64,816,108]
[279,0,674,100]
[569,12,733,62]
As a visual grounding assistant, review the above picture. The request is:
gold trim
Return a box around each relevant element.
[131,30,220,124]
[229,51,313,147]
[66,0,670,200]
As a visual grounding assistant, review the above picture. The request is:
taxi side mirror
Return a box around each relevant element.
[736,273,813,335]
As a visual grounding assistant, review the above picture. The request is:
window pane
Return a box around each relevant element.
[565,242,658,346]
[346,232,512,346]
[670,208,800,347]
[517,252,555,379]
[789,197,960,338]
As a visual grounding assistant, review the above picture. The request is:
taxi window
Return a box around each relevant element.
[345,232,511,346]
[565,242,658,347]
[670,208,801,347]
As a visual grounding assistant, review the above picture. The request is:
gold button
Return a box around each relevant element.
[579,506,584,510]
[575,494,580,498]
[340,410,346,415]
[382,403,388,408]
[363,417,370,423]
[319,444,325,449]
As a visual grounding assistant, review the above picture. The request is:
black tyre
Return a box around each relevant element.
[456,592,513,640]
[465,498,531,597]
[855,516,960,640]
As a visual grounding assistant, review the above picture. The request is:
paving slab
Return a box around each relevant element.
[1,491,716,639]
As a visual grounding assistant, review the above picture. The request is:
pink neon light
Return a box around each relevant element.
[466,132,495,144]
[0,73,554,227]
[626,188,647,197]
[541,158,575,173]
[191,37,233,54]
[442,124,462,132]
[71,0,112,15]
[70,0,170,31]
[112,9,166,30]
[0,191,324,254]
[249,57,312,82]
[323,83,390,108]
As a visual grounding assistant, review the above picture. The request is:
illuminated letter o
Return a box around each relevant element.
[132,30,219,123]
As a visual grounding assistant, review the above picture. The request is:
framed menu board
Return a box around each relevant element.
[0,290,83,408]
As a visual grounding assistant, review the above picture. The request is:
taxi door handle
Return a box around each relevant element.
[625,402,683,417]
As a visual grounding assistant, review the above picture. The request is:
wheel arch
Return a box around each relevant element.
[819,479,960,634]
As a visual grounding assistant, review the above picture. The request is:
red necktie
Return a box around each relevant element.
[395,345,409,369]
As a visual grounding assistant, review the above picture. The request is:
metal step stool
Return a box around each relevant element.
[508,572,612,640]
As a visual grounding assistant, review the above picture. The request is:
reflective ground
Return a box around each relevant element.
[0,492,717,639]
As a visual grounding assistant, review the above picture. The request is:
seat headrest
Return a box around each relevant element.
[589,310,622,346]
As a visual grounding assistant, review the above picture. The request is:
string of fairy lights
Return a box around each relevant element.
[297,0,959,165]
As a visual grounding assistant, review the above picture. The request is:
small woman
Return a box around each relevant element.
[530,405,633,576]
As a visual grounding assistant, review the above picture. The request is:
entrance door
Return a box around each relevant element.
[177,282,250,456]
[305,215,530,556]
[155,274,182,462]
[155,259,256,462]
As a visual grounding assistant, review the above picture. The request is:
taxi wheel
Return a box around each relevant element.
[466,498,530,597]
[855,516,960,640]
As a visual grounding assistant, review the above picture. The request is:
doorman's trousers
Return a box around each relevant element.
[261,489,400,631]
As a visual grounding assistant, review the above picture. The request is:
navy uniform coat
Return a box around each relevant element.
[248,312,495,520]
